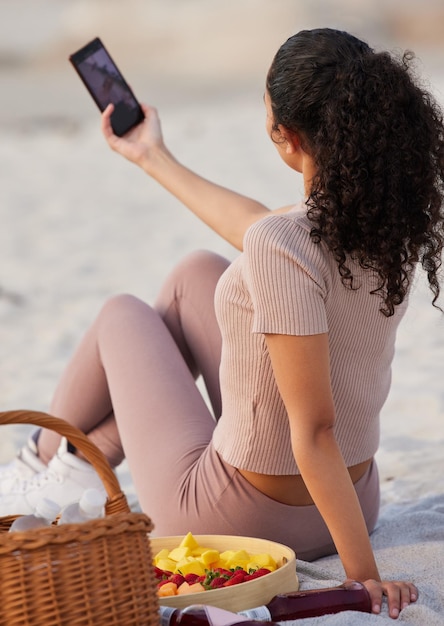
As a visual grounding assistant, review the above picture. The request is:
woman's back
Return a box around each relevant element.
[213,207,408,474]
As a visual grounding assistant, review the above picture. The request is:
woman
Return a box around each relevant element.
[2,28,443,618]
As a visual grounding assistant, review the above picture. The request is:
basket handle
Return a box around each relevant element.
[0,410,130,516]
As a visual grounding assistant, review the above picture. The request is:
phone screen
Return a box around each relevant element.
[69,37,144,136]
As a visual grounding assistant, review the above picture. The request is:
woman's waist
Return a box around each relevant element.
[236,458,373,506]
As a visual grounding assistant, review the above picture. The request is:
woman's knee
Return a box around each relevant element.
[179,249,230,273]
[171,250,230,285]
[100,293,149,315]
[156,250,230,308]
[96,294,157,335]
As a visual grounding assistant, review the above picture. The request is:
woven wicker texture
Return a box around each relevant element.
[0,410,160,626]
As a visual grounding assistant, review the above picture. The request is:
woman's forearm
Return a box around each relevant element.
[141,145,270,250]
[294,429,380,582]
[102,103,272,249]
[265,332,380,582]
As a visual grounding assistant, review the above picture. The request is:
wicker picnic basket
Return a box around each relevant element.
[0,410,160,626]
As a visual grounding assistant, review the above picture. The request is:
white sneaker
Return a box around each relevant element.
[0,438,107,517]
[0,431,47,495]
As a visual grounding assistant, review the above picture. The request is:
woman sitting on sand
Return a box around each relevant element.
[1,28,443,619]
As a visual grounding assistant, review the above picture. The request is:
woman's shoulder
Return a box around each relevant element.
[243,203,332,293]
[244,202,315,251]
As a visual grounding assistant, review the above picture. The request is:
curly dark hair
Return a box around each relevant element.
[266,28,444,316]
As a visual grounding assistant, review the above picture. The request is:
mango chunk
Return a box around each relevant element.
[168,546,191,562]
[175,558,206,576]
[246,553,278,571]
[156,558,177,573]
[153,548,169,563]
[224,549,251,569]
[179,532,200,550]
[219,550,235,563]
[200,549,220,566]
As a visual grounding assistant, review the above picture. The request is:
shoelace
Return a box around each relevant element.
[14,461,66,493]
[16,472,61,493]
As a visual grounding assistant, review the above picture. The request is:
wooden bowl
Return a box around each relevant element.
[152,534,299,612]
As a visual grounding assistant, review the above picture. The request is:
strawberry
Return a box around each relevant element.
[223,571,246,587]
[184,573,200,584]
[154,566,169,580]
[209,576,227,589]
[215,568,233,577]
[170,574,185,587]
[253,568,271,576]
[244,568,271,581]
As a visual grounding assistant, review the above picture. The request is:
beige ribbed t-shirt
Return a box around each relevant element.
[212,206,408,475]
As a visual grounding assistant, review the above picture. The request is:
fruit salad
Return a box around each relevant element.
[153,532,278,597]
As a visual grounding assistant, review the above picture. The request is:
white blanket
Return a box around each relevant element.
[290,494,444,625]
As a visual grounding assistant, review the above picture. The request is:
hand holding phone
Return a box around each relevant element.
[69,37,145,136]
[101,102,162,169]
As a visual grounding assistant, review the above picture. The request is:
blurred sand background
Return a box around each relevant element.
[0,0,443,507]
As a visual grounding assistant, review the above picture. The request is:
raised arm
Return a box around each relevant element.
[264,332,418,619]
[101,103,290,250]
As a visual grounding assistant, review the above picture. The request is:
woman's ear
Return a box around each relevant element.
[277,125,301,154]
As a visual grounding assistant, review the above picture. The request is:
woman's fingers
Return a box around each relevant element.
[364,579,418,619]
[101,103,115,140]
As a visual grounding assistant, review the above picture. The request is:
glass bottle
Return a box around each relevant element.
[238,581,372,620]
[159,605,280,626]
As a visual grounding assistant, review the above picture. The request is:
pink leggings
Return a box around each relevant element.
[38,250,380,561]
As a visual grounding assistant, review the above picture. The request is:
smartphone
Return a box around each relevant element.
[69,37,144,136]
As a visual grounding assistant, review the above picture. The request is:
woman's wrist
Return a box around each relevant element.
[345,564,381,584]
[139,143,176,177]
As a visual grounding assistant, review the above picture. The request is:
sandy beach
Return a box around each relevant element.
[1,1,444,623]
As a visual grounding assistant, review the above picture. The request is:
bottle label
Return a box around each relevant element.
[238,606,272,621]
[204,606,251,625]
[159,605,176,626]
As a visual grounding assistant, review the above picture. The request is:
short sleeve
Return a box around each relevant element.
[243,214,329,336]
